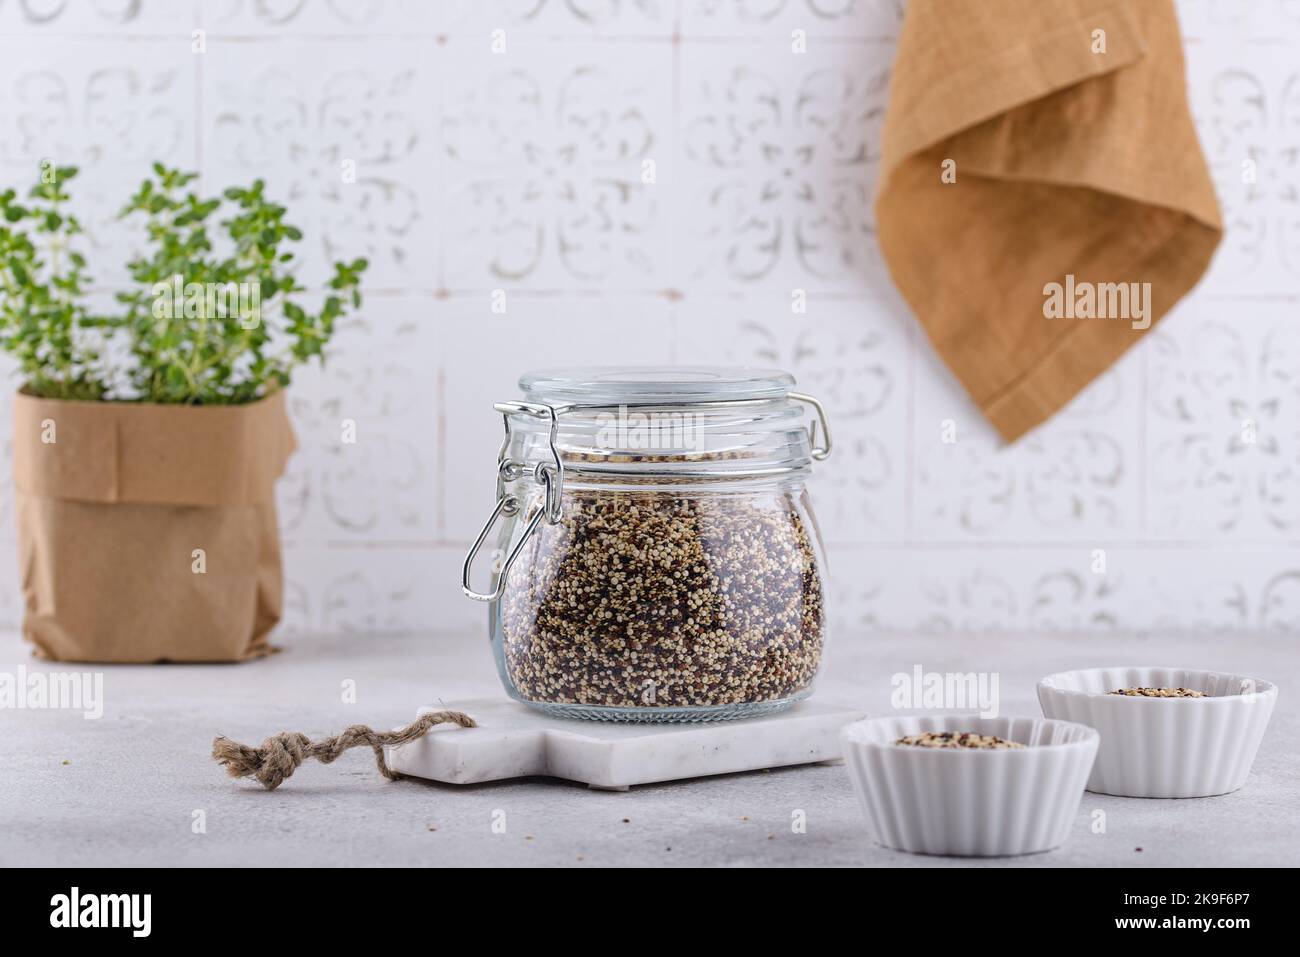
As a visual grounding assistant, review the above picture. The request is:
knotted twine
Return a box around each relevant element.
[212,710,476,791]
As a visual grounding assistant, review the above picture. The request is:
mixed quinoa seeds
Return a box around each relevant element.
[498,488,824,709]
[894,732,1025,750]
[1110,687,1207,698]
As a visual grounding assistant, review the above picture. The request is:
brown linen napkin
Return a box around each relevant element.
[875,0,1223,442]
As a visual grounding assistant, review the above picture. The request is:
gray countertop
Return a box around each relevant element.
[2,628,1296,867]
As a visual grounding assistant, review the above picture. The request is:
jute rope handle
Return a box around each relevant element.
[212,710,477,791]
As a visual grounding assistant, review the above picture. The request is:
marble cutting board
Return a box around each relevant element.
[386,697,866,790]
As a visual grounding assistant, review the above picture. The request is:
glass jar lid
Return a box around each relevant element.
[503,364,829,477]
[519,365,797,407]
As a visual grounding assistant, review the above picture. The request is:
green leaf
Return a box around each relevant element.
[0,163,364,405]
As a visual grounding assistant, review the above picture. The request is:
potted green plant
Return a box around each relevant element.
[0,164,367,661]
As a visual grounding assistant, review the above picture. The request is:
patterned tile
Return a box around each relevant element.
[443,0,671,37]
[0,37,197,282]
[438,38,670,290]
[1176,0,1300,40]
[1136,547,1300,634]
[1186,37,1300,294]
[827,544,1300,636]
[202,36,437,289]
[280,544,478,636]
[674,39,890,291]
[909,330,1145,544]
[277,296,441,544]
[1145,300,1300,539]
[680,0,905,39]
[0,0,195,33]
[827,547,1129,636]
[200,0,438,35]
[675,294,911,544]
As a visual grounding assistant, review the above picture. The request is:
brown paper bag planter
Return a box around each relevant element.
[11,389,296,663]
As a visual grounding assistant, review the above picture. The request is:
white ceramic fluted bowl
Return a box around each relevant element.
[841,714,1098,858]
[1037,667,1277,798]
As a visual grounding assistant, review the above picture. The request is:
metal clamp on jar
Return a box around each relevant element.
[462,367,833,723]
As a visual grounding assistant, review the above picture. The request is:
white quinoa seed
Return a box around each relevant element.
[894,732,1025,750]
[1109,687,1208,698]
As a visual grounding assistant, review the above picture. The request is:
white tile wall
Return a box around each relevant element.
[0,0,1296,638]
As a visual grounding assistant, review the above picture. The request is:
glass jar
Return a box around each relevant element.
[462,367,833,723]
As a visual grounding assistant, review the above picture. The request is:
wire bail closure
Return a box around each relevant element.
[788,392,832,461]
[461,401,566,602]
